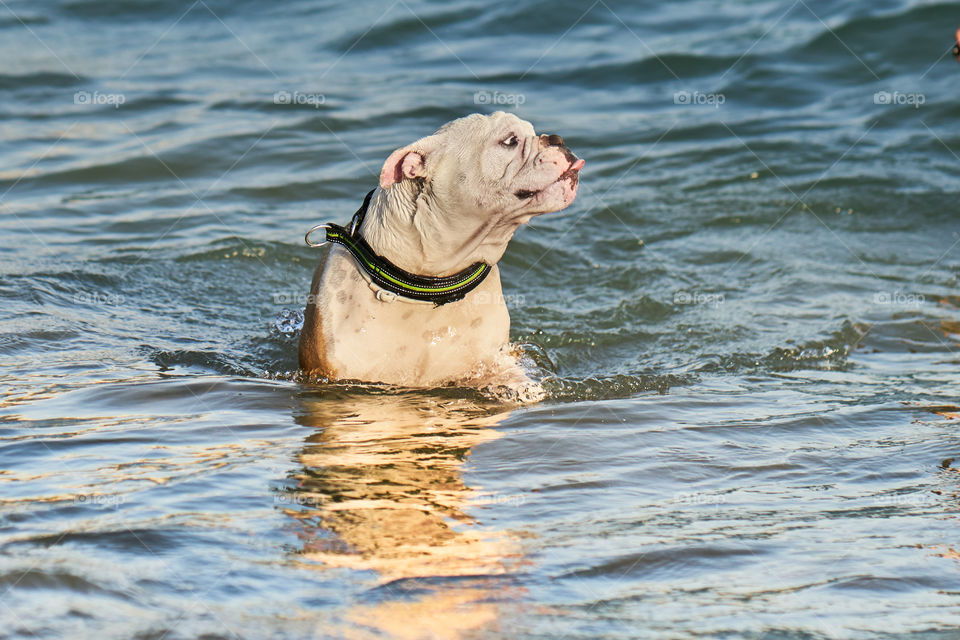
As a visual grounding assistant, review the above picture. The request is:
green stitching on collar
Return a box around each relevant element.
[316,190,492,305]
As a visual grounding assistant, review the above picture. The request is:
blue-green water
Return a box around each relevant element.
[2,1,960,638]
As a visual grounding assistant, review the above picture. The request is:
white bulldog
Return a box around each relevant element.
[298,111,584,396]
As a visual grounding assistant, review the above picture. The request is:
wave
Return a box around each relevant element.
[0,71,85,90]
[152,314,871,404]
[697,320,870,374]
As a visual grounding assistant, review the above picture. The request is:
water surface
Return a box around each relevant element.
[2,0,960,637]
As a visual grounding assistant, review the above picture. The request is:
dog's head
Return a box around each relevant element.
[379,112,584,228]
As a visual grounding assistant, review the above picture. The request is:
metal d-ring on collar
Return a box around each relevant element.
[304,196,365,248]
[303,224,330,247]
[304,189,492,306]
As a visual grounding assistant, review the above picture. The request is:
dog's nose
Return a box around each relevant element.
[542,134,565,147]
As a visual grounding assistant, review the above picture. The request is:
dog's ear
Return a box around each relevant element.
[379,149,425,189]
[379,135,440,189]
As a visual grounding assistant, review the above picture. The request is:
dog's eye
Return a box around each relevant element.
[500,134,519,148]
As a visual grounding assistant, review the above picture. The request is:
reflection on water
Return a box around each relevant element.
[285,389,522,638]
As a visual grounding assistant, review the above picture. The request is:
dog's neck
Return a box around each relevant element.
[358,183,516,276]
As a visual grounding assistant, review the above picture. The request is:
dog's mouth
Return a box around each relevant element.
[514,158,585,200]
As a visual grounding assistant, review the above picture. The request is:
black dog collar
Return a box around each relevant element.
[305,190,491,306]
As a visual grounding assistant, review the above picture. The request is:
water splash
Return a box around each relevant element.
[274,308,304,335]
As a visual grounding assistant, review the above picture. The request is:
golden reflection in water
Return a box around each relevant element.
[288,391,522,639]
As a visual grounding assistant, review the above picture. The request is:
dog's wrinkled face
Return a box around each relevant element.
[380,112,583,228]
[464,112,584,219]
